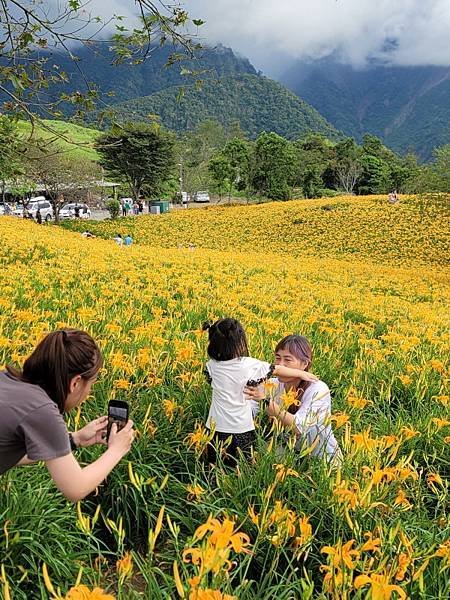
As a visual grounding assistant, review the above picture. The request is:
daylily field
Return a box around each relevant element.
[0,194,449,599]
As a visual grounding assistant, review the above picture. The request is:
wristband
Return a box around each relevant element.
[68,433,78,451]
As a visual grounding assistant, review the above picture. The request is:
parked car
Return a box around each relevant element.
[193,191,210,203]
[181,192,190,204]
[13,197,53,221]
[59,203,92,220]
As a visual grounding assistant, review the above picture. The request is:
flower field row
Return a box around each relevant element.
[0,197,449,599]
[64,195,450,267]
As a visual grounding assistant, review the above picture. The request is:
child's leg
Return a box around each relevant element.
[233,430,256,461]
[205,431,256,466]
[205,431,233,464]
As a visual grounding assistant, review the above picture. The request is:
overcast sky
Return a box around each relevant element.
[183,0,450,74]
[42,0,450,75]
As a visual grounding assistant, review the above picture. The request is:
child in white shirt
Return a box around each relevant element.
[202,318,318,465]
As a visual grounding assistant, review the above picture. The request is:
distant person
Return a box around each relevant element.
[120,200,126,217]
[113,234,123,246]
[35,209,42,225]
[388,191,399,204]
[124,234,133,246]
[138,201,144,214]
[74,205,80,218]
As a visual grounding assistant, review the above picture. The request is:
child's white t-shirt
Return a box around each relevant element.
[205,357,273,434]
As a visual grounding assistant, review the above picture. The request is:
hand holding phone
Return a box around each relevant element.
[107,399,129,442]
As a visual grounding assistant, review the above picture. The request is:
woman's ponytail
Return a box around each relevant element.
[7,329,102,413]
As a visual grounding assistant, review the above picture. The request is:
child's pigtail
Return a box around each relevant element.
[202,321,212,332]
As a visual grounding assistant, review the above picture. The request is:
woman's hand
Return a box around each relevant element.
[298,370,319,382]
[107,420,134,459]
[267,400,296,428]
[47,420,135,503]
[72,416,108,448]
[244,385,265,401]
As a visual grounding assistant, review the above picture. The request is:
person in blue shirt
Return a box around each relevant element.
[124,234,133,246]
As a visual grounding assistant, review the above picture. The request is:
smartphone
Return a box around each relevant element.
[107,399,129,441]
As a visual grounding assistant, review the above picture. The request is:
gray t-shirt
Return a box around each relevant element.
[0,371,71,474]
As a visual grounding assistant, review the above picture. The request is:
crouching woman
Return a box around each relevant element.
[0,329,134,501]
[246,334,342,467]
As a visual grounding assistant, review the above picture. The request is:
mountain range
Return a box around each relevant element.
[34,43,450,160]
[280,59,450,160]
[100,73,338,141]
[53,43,337,141]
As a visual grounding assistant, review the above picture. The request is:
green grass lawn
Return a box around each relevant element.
[17,119,100,161]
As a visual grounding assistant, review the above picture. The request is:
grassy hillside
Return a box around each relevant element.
[17,119,100,161]
[64,195,449,267]
[101,74,339,140]
[0,199,448,597]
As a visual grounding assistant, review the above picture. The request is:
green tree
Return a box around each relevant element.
[357,154,391,194]
[333,138,363,194]
[106,199,121,219]
[294,134,333,198]
[222,138,252,193]
[208,155,233,201]
[96,122,176,202]
[432,144,450,192]
[0,116,25,200]
[0,2,200,124]
[390,153,420,192]
[177,120,227,195]
[362,134,396,163]
[251,132,296,200]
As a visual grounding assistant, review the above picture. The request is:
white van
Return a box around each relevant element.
[13,197,53,221]
[193,191,210,203]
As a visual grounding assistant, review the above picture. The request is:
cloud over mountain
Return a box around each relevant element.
[184,0,450,70]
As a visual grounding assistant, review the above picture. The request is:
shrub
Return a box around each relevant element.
[105,199,120,219]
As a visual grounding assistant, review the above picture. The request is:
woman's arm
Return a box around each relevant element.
[268,388,330,434]
[272,365,318,382]
[15,455,35,466]
[15,416,109,467]
[45,421,134,502]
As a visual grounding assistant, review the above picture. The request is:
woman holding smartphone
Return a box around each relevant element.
[0,329,134,501]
